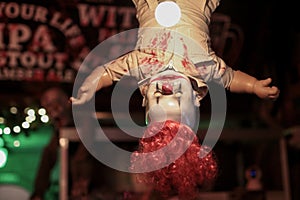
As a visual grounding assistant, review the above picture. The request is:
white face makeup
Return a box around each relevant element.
[144,70,199,129]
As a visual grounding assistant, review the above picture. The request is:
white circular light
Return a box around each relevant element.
[41,115,49,123]
[0,149,8,167]
[24,107,30,114]
[14,140,20,147]
[27,109,35,116]
[10,106,18,114]
[3,127,11,135]
[26,115,36,123]
[0,117,5,124]
[13,126,21,133]
[155,1,181,27]
[38,108,46,116]
[22,122,30,129]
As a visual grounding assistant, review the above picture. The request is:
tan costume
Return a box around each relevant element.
[71,0,279,105]
[103,0,233,98]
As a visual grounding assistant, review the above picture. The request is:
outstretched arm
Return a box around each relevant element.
[70,51,139,105]
[70,67,113,105]
[229,70,280,100]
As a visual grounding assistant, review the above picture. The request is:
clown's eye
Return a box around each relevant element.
[175,91,182,98]
[154,82,162,104]
[174,82,182,97]
[154,91,162,97]
[154,82,162,97]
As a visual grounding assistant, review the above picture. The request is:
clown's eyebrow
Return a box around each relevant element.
[174,82,182,93]
[156,82,160,104]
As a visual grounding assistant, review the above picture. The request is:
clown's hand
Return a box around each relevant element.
[229,70,279,100]
[70,67,113,105]
[70,84,96,105]
[253,78,280,100]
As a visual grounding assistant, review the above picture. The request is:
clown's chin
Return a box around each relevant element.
[147,104,180,123]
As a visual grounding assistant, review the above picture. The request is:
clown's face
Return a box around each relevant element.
[144,70,199,130]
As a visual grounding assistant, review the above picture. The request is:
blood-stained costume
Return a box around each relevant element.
[103,0,232,101]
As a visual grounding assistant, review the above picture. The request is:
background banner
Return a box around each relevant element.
[0,0,138,82]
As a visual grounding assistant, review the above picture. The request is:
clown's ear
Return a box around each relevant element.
[139,85,149,107]
[188,77,208,106]
[193,91,201,107]
[196,86,208,100]
[142,97,147,107]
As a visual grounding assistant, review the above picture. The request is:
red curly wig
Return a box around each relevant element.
[130,120,218,200]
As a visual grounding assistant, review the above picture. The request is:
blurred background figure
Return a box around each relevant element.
[30,87,118,200]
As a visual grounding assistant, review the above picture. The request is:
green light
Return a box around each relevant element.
[0,138,4,147]
[0,147,8,168]
[0,172,20,183]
